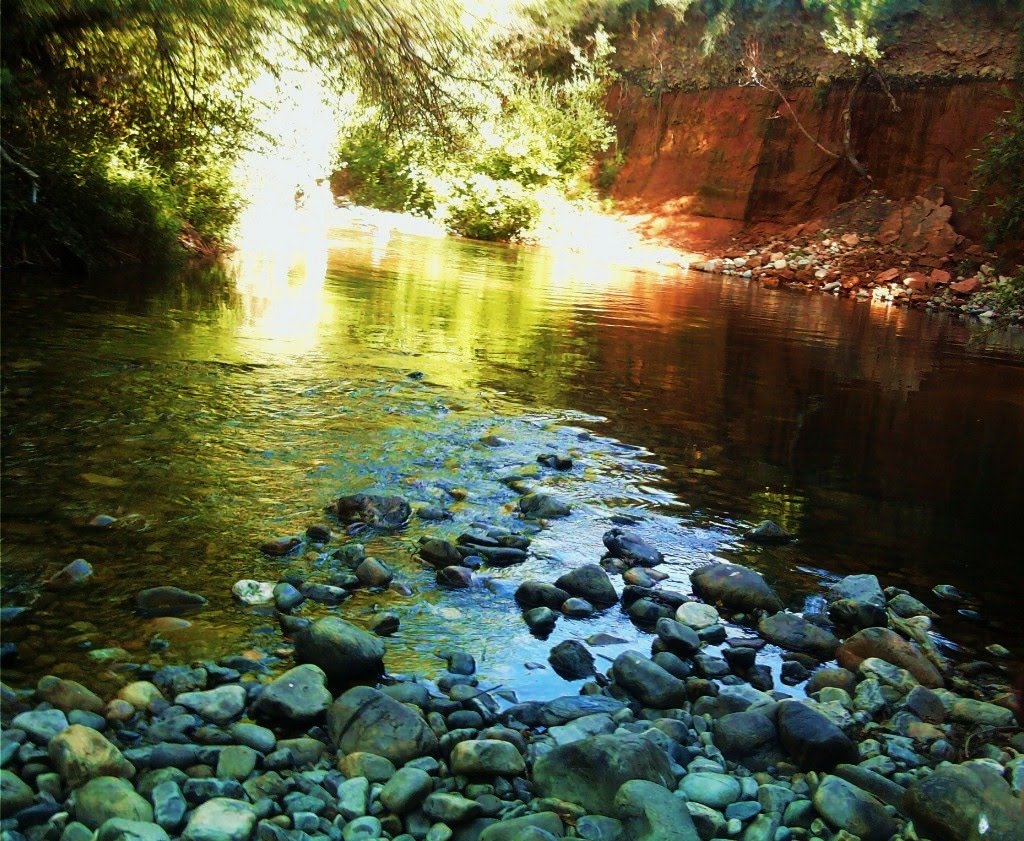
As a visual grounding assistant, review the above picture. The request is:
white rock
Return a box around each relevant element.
[773,259,788,270]
[231,579,275,605]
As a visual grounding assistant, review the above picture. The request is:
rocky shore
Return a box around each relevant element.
[677,192,1024,325]
[2,489,1023,841]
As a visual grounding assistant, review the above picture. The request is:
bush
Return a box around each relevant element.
[444,174,541,241]
[973,91,1024,251]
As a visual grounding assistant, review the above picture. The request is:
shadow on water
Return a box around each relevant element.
[2,208,1023,696]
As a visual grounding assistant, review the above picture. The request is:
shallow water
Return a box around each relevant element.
[3,208,1023,698]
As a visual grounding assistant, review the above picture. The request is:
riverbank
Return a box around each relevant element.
[2,489,1022,841]
[617,190,1024,325]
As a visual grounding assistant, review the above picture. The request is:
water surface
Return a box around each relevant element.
[3,209,1023,697]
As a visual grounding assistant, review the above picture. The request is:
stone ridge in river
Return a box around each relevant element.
[835,626,944,687]
[690,562,784,613]
[757,611,840,660]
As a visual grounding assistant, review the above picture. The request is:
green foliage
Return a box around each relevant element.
[973,91,1024,250]
[1,0,479,266]
[444,175,542,241]
[332,26,617,241]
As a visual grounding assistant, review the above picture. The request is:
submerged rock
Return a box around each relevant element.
[231,580,274,605]
[135,587,207,617]
[45,558,94,589]
[328,494,411,529]
[744,520,794,544]
[519,493,571,519]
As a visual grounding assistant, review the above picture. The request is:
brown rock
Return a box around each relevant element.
[49,725,135,788]
[36,676,104,714]
[950,277,980,294]
[876,268,900,283]
[929,269,951,284]
[836,627,943,687]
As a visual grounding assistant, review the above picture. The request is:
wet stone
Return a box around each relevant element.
[679,772,741,808]
[181,798,256,841]
[151,781,187,831]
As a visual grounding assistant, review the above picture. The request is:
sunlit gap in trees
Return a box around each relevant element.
[230,42,338,351]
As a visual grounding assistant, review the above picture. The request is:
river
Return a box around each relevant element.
[3,207,1023,698]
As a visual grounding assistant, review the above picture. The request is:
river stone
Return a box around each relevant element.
[675,602,720,630]
[524,606,558,633]
[151,780,187,830]
[181,798,255,841]
[533,734,673,813]
[615,780,700,841]
[329,494,411,529]
[437,566,473,588]
[713,711,780,769]
[602,529,664,567]
[46,558,95,589]
[548,640,596,680]
[479,812,565,841]
[135,587,207,617]
[949,697,1015,727]
[679,772,741,808]
[902,762,1022,841]
[355,557,393,587]
[328,686,437,764]
[117,681,164,711]
[828,598,888,630]
[555,565,617,605]
[835,626,944,687]
[516,581,570,609]
[744,520,793,544]
[272,582,304,612]
[776,701,857,771]
[96,819,170,841]
[231,580,274,605]
[757,612,839,660]
[450,740,525,776]
[1,769,34,817]
[540,695,627,724]
[825,574,885,607]
[611,651,685,708]
[812,775,895,841]
[13,708,69,743]
[858,657,919,694]
[36,676,104,713]
[379,766,432,814]
[294,617,384,682]
[49,725,134,788]
[519,493,571,519]
[422,792,482,823]
[888,592,937,618]
[654,618,700,656]
[575,815,623,841]
[175,685,246,725]
[75,777,154,828]
[418,539,463,568]
[690,563,783,613]
[250,664,331,724]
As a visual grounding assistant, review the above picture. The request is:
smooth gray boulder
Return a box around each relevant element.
[327,686,437,765]
[555,565,617,605]
[757,612,839,660]
[533,735,673,814]
[611,651,685,708]
[690,562,783,613]
[615,780,700,841]
[294,617,384,682]
[812,775,895,841]
[776,701,857,771]
[249,664,331,724]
